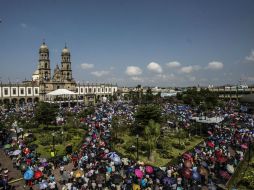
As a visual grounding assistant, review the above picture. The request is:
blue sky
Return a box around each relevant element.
[0,0,254,87]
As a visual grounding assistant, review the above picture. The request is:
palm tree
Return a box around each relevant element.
[144,119,161,161]
[176,128,186,146]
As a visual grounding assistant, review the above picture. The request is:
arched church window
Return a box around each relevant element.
[45,63,48,68]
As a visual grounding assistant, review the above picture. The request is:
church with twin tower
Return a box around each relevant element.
[33,41,76,95]
[0,41,117,105]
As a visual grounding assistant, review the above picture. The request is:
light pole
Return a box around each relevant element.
[51,132,56,157]
[136,134,139,161]
[20,128,24,140]
[61,129,64,143]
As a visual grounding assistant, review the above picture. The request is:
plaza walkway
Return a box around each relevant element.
[0,149,25,190]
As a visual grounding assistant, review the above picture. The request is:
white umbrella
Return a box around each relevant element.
[108,152,118,159]
[226,164,234,174]
[39,181,48,189]
[113,156,121,165]
[11,150,21,156]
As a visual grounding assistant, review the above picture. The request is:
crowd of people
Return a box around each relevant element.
[0,100,253,189]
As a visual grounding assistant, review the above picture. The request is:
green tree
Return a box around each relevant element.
[176,128,186,145]
[134,104,162,134]
[144,120,161,161]
[34,102,57,126]
[111,116,122,140]
[144,87,154,104]
[78,106,95,118]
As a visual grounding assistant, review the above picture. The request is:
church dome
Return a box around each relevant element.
[39,42,49,53]
[62,45,70,55]
[33,69,39,75]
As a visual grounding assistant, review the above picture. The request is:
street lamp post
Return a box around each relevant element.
[248,136,253,166]
[61,130,64,143]
[52,132,55,156]
[136,134,139,161]
[20,128,24,140]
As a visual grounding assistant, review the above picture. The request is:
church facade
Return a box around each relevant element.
[0,42,117,105]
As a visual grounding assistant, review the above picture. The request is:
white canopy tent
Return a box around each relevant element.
[46,89,81,106]
[191,116,224,124]
[46,89,76,96]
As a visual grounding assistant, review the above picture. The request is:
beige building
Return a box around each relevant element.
[0,42,117,105]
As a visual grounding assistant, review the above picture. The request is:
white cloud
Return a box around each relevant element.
[125,66,142,76]
[188,76,196,81]
[166,61,181,68]
[91,70,109,77]
[247,76,254,81]
[180,65,201,73]
[20,23,27,28]
[245,50,254,61]
[147,62,162,73]
[80,63,94,70]
[131,76,143,82]
[206,61,224,70]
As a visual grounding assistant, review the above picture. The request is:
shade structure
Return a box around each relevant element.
[135,169,144,179]
[39,181,48,189]
[73,170,84,178]
[192,172,201,181]
[217,156,227,164]
[163,176,174,185]
[226,164,234,174]
[34,170,43,179]
[145,166,154,174]
[111,174,123,185]
[11,149,21,156]
[24,169,34,180]
[219,170,231,180]
[46,89,76,96]
[112,156,121,165]
[241,144,248,149]
[183,153,192,160]
[207,141,215,148]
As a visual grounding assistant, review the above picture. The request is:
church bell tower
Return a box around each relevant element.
[38,42,51,81]
[61,44,72,81]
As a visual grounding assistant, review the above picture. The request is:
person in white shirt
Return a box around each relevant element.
[48,180,56,190]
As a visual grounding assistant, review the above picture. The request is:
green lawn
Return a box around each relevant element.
[114,130,203,167]
[227,150,254,190]
[25,125,86,158]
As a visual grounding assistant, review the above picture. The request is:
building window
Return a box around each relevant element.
[98,88,100,93]
[28,88,32,94]
[76,88,79,93]
[109,88,112,92]
[4,88,8,95]
[81,88,83,93]
[85,88,87,93]
[12,88,17,95]
[35,88,38,94]
[89,88,92,93]
[102,88,104,93]
[20,89,24,95]
[105,88,108,93]
[94,88,96,93]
